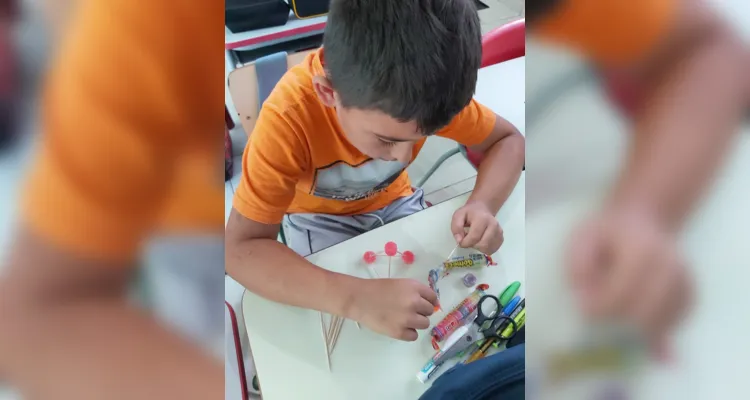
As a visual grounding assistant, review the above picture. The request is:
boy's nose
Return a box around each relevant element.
[393,143,413,164]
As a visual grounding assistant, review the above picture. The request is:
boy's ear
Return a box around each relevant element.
[312,76,337,108]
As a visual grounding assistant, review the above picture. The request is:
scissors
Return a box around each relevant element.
[431,295,519,364]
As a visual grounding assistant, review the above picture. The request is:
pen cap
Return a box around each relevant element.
[498,281,521,306]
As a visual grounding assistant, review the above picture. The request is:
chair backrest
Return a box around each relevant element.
[481,18,525,68]
[458,19,526,170]
[228,49,315,137]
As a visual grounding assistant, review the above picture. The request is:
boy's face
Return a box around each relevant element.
[313,76,424,164]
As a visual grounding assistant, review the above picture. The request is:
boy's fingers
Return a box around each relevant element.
[461,218,488,248]
[567,222,606,316]
[399,328,419,342]
[415,298,436,317]
[604,243,654,318]
[417,283,440,307]
[629,246,679,335]
[451,209,468,243]
[476,222,503,254]
[407,314,431,330]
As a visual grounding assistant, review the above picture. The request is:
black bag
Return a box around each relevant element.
[225,0,290,33]
[290,0,329,19]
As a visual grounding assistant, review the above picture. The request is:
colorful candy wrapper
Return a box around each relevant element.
[429,284,489,350]
[427,253,496,305]
[441,253,495,275]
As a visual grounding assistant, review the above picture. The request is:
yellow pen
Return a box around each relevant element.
[499,308,526,338]
[465,308,526,364]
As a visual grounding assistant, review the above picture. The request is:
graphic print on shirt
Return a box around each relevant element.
[310,158,406,202]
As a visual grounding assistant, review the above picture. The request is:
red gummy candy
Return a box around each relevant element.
[363,251,377,264]
[384,241,398,256]
[401,250,415,264]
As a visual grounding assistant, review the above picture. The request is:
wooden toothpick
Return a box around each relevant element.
[446,244,460,260]
[327,315,337,341]
[320,312,331,371]
[330,317,344,352]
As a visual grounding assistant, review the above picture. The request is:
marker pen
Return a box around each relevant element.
[417,324,470,383]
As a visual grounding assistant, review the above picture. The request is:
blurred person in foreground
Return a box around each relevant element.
[530,0,748,358]
[0,1,224,399]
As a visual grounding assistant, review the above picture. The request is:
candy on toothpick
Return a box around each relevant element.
[363,251,377,264]
[384,241,398,256]
[362,242,414,278]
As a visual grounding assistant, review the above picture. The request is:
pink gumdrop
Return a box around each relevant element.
[401,250,415,265]
[363,251,377,264]
[384,241,398,256]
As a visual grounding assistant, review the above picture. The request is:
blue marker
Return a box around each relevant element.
[502,296,521,316]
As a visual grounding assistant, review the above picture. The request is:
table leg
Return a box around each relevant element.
[225,49,241,72]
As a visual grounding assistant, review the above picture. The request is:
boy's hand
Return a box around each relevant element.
[451,201,504,255]
[348,278,439,341]
[566,206,694,360]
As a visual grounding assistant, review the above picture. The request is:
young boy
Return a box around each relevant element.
[225,0,525,342]
[529,0,748,356]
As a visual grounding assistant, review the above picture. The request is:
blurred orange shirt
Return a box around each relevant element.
[535,0,677,66]
[22,1,224,261]
[233,49,497,225]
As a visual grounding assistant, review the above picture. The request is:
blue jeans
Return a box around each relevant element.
[419,344,525,400]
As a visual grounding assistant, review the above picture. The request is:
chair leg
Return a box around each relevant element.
[416,147,461,188]
[279,225,288,246]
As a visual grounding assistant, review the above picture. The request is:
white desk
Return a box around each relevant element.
[525,44,750,398]
[475,57,525,135]
[242,179,524,400]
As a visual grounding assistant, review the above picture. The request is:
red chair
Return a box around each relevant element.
[225,302,250,400]
[481,18,526,68]
[417,19,525,188]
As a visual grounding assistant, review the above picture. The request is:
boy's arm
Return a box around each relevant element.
[535,0,748,228]
[225,210,360,317]
[0,1,223,397]
[609,3,747,229]
[438,100,525,214]
[226,106,361,316]
[0,230,222,399]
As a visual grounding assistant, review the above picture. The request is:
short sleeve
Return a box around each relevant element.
[535,0,678,67]
[233,106,307,225]
[21,0,223,262]
[436,99,497,147]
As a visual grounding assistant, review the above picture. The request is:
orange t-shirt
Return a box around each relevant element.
[22,0,224,261]
[233,49,497,225]
[534,0,678,67]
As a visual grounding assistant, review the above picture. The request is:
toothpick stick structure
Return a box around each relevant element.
[320,312,331,371]
[320,312,361,367]
[446,244,459,260]
[330,317,344,350]
[327,315,337,347]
